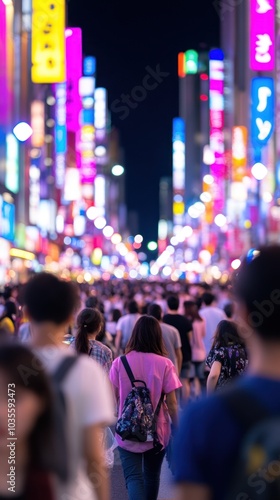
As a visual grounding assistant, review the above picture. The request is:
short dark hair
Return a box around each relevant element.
[234,245,280,340]
[85,296,99,309]
[147,303,162,321]
[23,273,78,324]
[128,300,139,314]
[125,315,167,356]
[201,292,215,306]
[167,295,179,311]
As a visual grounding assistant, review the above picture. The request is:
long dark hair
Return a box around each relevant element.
[125,315,168,357]
[75,308,103,354]
[210,320,245,350]
[0,343,54,473]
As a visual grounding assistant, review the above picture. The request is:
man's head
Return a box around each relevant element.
[147,303,162,321]
[234,245,280,340]
[23,273,78,326]
[128,300,139,314]
[201,292,215,306]
[167,295,179,311]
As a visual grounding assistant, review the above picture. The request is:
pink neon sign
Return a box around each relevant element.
[250,0,275,71]
[66,28,82,133]
[0,2,8,126]
[209,49,225,215]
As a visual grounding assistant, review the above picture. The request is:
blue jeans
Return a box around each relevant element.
[118,446,166,500]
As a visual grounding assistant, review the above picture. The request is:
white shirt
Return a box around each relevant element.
[35,346,115,500]
[160,323,182,372]
[199,306,226,356]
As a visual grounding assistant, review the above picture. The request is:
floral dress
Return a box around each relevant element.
[206,343,248,390]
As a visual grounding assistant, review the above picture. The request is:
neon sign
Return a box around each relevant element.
[251,77,274,148]
[250,0,275,71]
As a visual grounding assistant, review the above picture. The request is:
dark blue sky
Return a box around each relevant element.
[68,0,220,246]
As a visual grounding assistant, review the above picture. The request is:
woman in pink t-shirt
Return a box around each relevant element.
[110,315,181,500]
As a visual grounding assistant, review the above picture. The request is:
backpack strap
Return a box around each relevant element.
[222,387,270,433]
[52,355,78,385]
[120,355,136,387]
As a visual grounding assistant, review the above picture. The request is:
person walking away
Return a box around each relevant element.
[206,320,248,394]
[24,273,115,500]
[71,308,113,374]
[163,295,192,405]
[110,315,181,500]
[173,245,280,500]
[148,303,182,376]
[183,301,206,397]
[115,300,141,355]
[0,343,58,499]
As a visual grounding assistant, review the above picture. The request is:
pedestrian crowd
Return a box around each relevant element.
[0,244,279,499]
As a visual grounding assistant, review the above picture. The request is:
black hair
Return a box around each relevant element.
[125,315,167,356]
[234,245,280,340]
[147,303,162,321]
[224,303,234,319]
[23,273,78,325]
[167,295,179,311]
[211,320,245,350]
[111,309,121,322]
[85,296,99,309]
[75,308,103,355]
[201,292,215,306]
[128,300,139,314]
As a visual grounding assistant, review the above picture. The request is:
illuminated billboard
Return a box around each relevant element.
[32,0,66,83]
[66,28,82,133]
[0,1,7,125]
[6,134,19,194]
[251,77,274,148]
[250,0,275,71]
[55,83,67,188]
[232,126,247,182]
[172,117,185,225]
[31,101,45,148]
[209,48,225,215]
[185,50,198,74]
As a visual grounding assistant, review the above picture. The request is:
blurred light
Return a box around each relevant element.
[147,241,157,251]
[46,118,55,128]
[10,248,35,260]
[170,236,178,246]
[200,73,209,81]
[150,264,159,276]
[199,250,211,265]
[251,162,268,181]
[162,266,172,277]
[64,236,71,245]
[182,225,193,238]
[211,266,222,280]
[112,164,124,176]
[94,216,106,229]
[46,96,56,106]
[103,225,114,238]
[13,122,33,142]
[92,248,102,266]
[2,0,13,4]
[203,147,215,166]
[134,234,143,244]
[158,219,168,240]
[188,202,205,218]
[174,194,183,203]
[65,28,73,37]
[114,268,124,279]
[84,272,92,282]
[95,145,106,157]
[200,192,212,203]
[244,219,252,229]
[111,233,122,245]
[200,94,208,101]
[129,270,138,279]
[86,206,100,220]
[203,174,214,185]
[231,259,241,270]
[262,191,273,203]
[214,214,227,227]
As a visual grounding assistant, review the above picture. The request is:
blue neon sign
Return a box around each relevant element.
[251,77,274,148]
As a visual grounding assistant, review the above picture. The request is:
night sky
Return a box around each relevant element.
[68,0,220,247]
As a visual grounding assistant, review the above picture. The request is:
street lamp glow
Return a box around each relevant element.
[214,214,227,227]
[13,122,33,142]
[231,259,241,270]
[111,233,122,245]
[251,162,268,181]
[103,225,114,238]
[86,206,100,220]
[94,216,107,229]
[147,241,158,251]
[112,164,124,176]
[203,174,214,185]
[134,234,143,244]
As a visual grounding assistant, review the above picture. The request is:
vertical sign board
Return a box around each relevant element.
[66,28,82,133]
[55,82,67,188]
[32,0,66,83]
[0,1,7,126]
[251,77,274,149]
[172,118,185,226]
[209,49,225,215]
[250,0,275,72]
[232,126,248,182]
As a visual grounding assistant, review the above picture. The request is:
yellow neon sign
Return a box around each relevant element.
[32,0,65,83]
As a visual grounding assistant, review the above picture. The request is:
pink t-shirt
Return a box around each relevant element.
[191,319,206,362]
[109,351,182,452]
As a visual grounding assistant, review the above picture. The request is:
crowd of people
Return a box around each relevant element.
[0,244,279,499]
